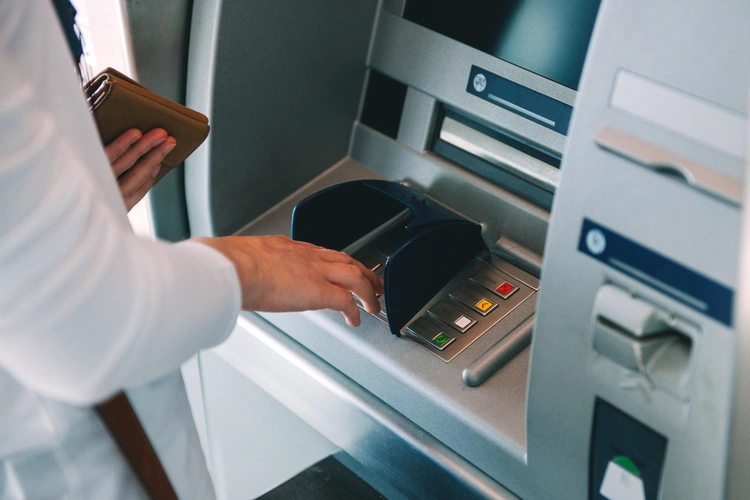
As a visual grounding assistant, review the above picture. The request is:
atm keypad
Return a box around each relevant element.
[449,284,498,316]
[471,269,519,299]
[428,300,477,333]
[404,261,535,362]
[350,246,536,362]
[407,317,455,351]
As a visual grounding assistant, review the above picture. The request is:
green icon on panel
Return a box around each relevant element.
[432,332,452,347]
[613,456,641,477]
[600,455,645,500]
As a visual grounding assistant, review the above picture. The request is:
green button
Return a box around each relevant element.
[432,332,453,348]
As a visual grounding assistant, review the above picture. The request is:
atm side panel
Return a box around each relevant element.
[528,0,748,498]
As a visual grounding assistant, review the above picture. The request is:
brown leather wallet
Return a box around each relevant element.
[84,67,210,183]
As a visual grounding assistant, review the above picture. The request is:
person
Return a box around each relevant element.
[0,1,383,498]
[104,127,177,212]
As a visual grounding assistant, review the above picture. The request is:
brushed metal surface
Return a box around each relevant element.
[595,125,742,205]
[185,0,378,237]
[399,258,536,362]
[491,236,543,279]
[213,313,520,500]
[234,157,538,496]
[726,66,750,499]
[463,315,535,387]
[350,124,551,256]
[397,87,441,152]
[440,117,560,193]
[369,10,572,156]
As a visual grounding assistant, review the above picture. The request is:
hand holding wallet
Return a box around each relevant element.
[83,67,210,183]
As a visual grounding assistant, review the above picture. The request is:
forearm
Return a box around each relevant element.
[195,235,383,326]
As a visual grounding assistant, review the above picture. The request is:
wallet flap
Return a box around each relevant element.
[86,70,208,124]
[101,67,145,89]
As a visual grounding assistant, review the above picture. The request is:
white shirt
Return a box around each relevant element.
[0,1,242,498]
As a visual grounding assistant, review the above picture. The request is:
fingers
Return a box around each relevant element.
[117,139,172,193]
[327,287,362,327]
[198,236,384,327]
[110,129,169,178]
[113,133,176,211]
[105,129,142,165]
[321,262,379,318]
[104,128,176,211]
[313,248,383,312]
[315,248,384,294]
[122,171,157,212]
[341,302,362,327]
[350,259,385,296]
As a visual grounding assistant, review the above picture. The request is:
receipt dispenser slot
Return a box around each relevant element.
[593,285,696,400]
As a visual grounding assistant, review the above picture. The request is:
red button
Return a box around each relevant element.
[496,282,515,295]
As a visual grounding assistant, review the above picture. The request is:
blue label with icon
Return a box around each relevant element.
[578,218,734,326]
[466,65,573,135]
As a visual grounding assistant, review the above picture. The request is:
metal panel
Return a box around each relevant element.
[369,11,574,156]
[350,124,551,255]
[527,0,750,497]
[213,313,520,500]
[396,87,440,152]
[200,351,339,500]
[185,0,378,236]
[231,157,543,497]
[726,78,750,500]
[610,70,746,160]
[440,117,560,193]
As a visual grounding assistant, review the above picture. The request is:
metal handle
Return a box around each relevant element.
[462,315,534,387]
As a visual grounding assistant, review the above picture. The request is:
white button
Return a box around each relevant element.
[454,316,473,330]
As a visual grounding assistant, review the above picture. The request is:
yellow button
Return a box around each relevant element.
[475,299,494,312]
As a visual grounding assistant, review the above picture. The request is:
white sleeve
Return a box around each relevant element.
[0,5,242,406]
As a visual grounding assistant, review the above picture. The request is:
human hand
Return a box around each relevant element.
[105,128,177,212]
[196,235,384,327]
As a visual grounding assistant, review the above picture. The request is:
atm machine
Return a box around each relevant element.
[126,0,750,497]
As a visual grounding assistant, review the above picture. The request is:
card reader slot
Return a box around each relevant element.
[592,284,698,401]
[594,126,742,205]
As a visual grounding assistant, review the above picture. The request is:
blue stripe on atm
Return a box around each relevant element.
[577,218,733,326]
[466,65,573,135]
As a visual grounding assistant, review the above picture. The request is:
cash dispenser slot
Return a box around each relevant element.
[291,180,536,362]
[432,110,561,209]
[592,284,697,401]
[439,115,561,193]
